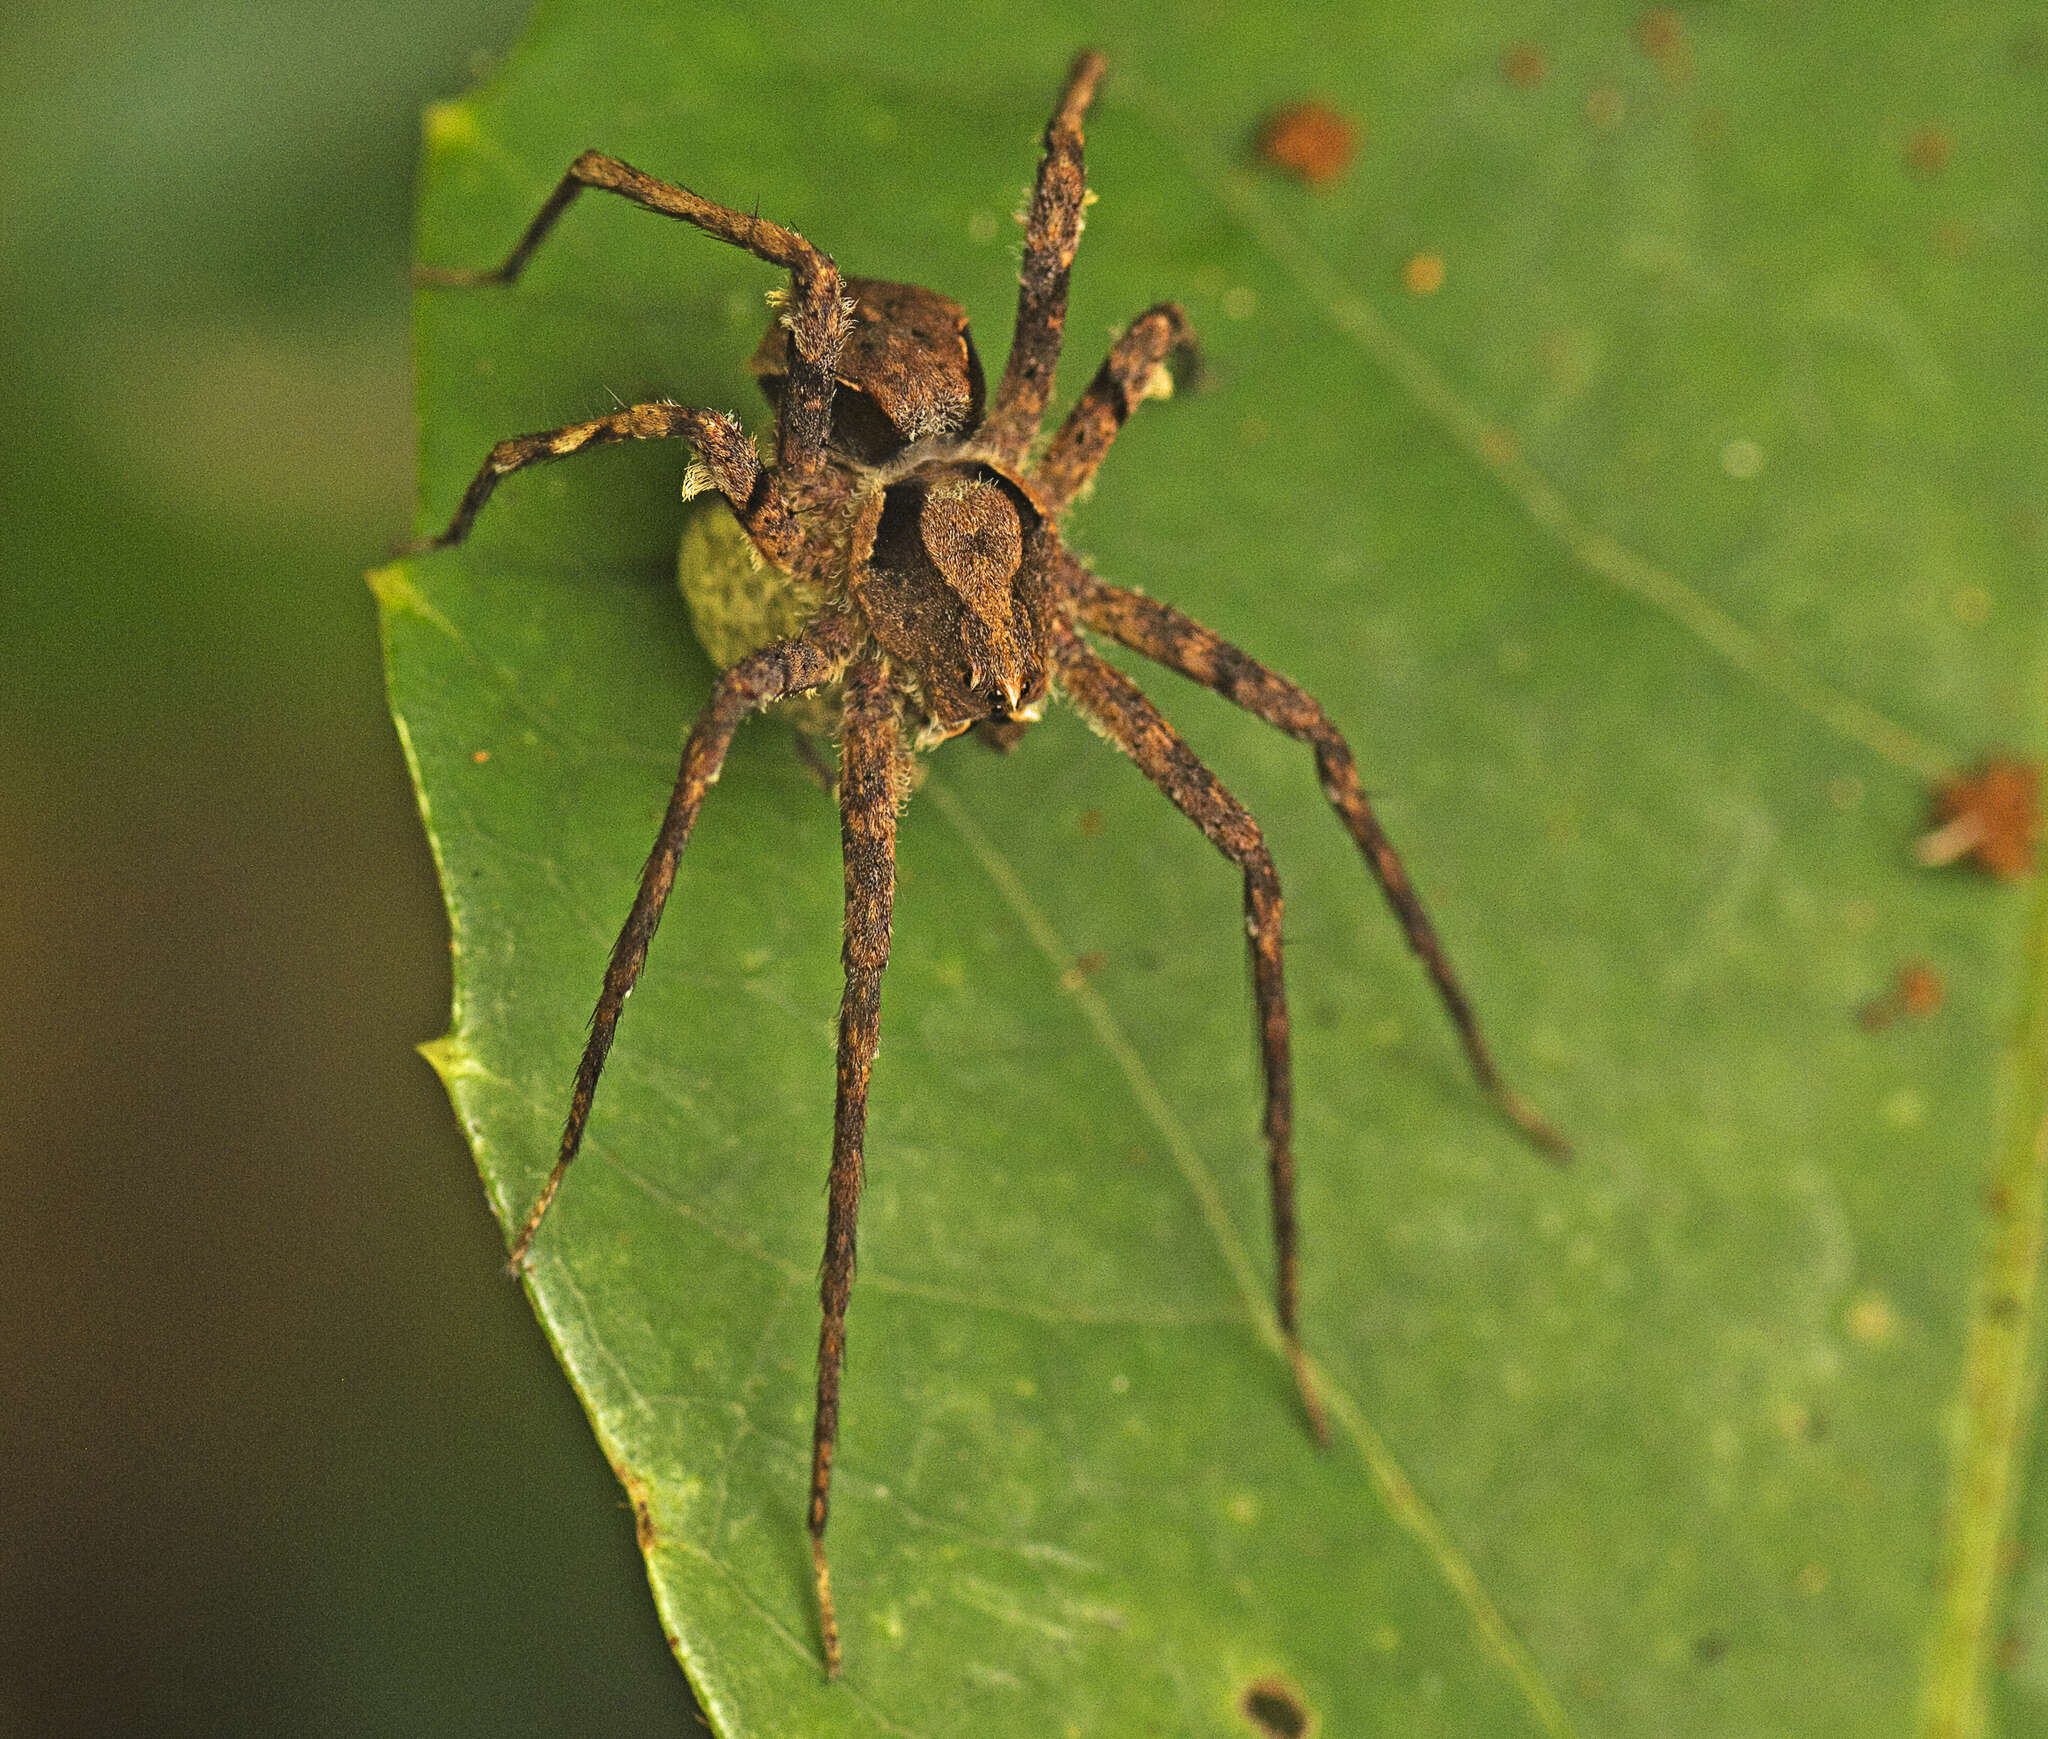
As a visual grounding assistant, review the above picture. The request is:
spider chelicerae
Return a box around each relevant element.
[409,50,1565,1678]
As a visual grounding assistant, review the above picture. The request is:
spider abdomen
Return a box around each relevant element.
[676,497,839,734]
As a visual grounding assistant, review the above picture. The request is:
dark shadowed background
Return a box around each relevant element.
[1,0,709,1731]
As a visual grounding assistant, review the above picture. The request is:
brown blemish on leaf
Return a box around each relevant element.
[1240,1676,1317,1739]
[1934,219,1975,259]
[1059,951,1106,992]
[1255,101,1358,186]
[1636,10,1693,79]
[1905,125,1953,177]
[1899,963,1944,1016]
[1858,961,1945,1031]
[622,1469,659,1552]
[1917,758,2039,880]
[1502,43,1547,88]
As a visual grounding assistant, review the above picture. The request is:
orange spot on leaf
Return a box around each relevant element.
[1402,252,1446,295]
[1918,758,2039,880]
[1858,961,1945,1031]
[1256,101,1358,186]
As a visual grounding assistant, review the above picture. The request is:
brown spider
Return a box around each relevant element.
[408,51,1565,1679]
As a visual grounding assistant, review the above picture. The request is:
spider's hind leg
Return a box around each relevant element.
[502,616,858,1272]
[1077,578,1568,1160]
[1055,625,1328,1443]
[807,650,901,1679]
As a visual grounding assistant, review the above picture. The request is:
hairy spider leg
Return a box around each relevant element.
[980,50,1106,464]
[1053,624,1329,1443]
[1075,578,1571,1162]
[416,150,850,478]
[809,650,900,1678]
[970,303,1191,753]
[502,615,861,1272]
[1031,301,1195,514]
[400,401,803,567]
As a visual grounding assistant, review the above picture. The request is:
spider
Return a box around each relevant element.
[408,50,1566,1679]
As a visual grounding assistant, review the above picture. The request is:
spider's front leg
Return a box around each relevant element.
[1076,577,1569,1160]
[399,401,804,570]
[1054,624,1328,1443]
[416,150,851,478]
[503,613,860,1269]
[808,649,901,1679]
[980,49,1106,464]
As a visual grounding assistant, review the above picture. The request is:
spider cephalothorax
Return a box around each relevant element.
[750,271,1061,740]
[410,51,1564,1680]
[848,456,1054,738]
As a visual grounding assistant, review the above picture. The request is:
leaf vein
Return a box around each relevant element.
[1137,91,1957,785]
[928,776,1581,1739]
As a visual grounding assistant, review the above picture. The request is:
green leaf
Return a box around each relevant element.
[379,2,2048,1732]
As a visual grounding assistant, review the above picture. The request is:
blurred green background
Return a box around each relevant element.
[0,0,709,1731]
